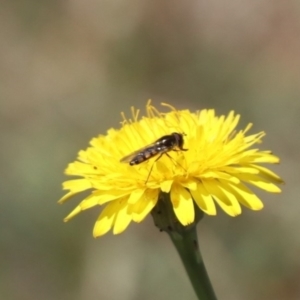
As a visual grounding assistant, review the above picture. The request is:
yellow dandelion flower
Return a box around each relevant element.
[59,101,283,237]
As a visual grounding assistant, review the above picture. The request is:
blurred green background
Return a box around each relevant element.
[1,1,299,299]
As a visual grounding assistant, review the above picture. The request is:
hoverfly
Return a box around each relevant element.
[120,132,188,182]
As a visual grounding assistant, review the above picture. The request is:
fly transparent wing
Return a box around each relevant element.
[120,143,156,163]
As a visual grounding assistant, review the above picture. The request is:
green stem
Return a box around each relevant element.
[151,192,217,300]
[168,228,217,300]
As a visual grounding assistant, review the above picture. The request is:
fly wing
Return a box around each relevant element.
[120,143,156,163]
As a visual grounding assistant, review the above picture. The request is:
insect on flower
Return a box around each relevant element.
[120,132,188,182]
[59,102,283,237]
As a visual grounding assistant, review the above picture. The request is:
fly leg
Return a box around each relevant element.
[145,153,164,184]
[165,152,187,173]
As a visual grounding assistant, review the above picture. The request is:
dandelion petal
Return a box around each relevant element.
[160,180,173,193]
[190,183,216,215]
[170,184,195,225]
[130,189,159,222]
[93,202,118,237]
[127,189,146,204]
[237,173,282,193]
[113,199,132,235]
[224,181,264,211]
[59,179,92,203]
[203,180,241,216]
[64,206,82,221]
